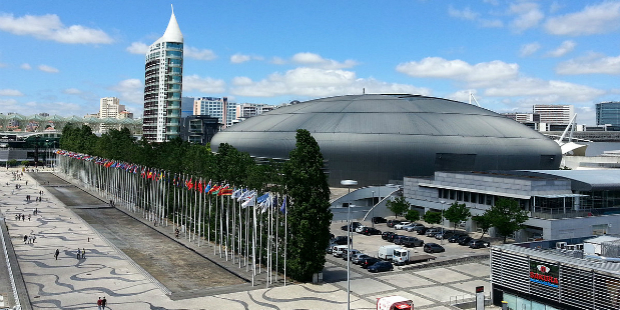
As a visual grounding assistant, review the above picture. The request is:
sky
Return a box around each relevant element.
[0,1,619,126]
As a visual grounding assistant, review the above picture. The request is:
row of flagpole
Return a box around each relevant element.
[55,150,288,287]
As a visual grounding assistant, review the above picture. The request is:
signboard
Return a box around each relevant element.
[475,286,485,310]
[529,259,559,288]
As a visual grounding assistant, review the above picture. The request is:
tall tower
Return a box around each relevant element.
[142,6,183,142]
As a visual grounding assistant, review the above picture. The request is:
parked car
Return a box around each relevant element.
[342,248,361,260]
[425,228,441,237]
[361,227,382,236]
[400,236,424,247]
[341,222,361,231]
[331,236,352,245]
[469,239,490,249]
[359,257,381,269]
[434,231,454,240]
[386,220,402,228]
[372,217,387,224]
[355,225,367,233]
[381,231,396,240]
[458,236,474,246]
[394,222,412,230]
[387,234,403,243]
[326,243,337,254]
[368,261,394,273]
[448,233,467,243]
[392,235,409,245]
[351,253,372,264]
[423,243,445,253]
[405,223,425,232]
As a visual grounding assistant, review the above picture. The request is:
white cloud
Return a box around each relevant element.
[479,19,504,28]
[447,89,480,103]
[184,46,217,61]
[0,89,24,96]
[395,57,519,86]
[230,53,263,64]
[0,13,113,44]
[230,67,430,97]
[110,79,143,104]
[448,6,480,20]
[484,77,605,102]
[556,53,620,75]
[126,42,149,54]
[545,40,576,57]
[183,75,226,93]
[270,57,286,65]
[544,2,620,36]
[291,52,358,69]
[519,42,541,57]
[20,63,31,70]
[509,2,544,32]
[0,62,6,68]
[231,54,251,64]
[62,88,82,95]
[38,64,59,73]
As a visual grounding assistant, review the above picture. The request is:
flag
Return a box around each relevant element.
[208,184,221,195]
[197,180,203,193]
[204,180,212,193]
[215,184,228,195]
[256,193,270,204]
[219,187,233,196]
[280,196,287,214]
[232,188,243,199]
[241,193,256,208]
[238,190,255,202]
[260,194,272,213]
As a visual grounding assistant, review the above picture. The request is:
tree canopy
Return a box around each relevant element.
[423,211,442,225]
[487,198,529,243]
[386,196,410,218]
[405,209,420,222]
[284,129,332,282]
[443,202,471,232]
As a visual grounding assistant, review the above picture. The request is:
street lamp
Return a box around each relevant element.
[440,201,446,245]
[371,190,375,228]
[340,179,357,310]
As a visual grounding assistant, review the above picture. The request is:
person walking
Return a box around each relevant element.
[28,214,31,221]
[54,249,59,260]
[76,249,80,259]
[81,248,85,259]
[101,296,107,309]
[97,297,102,310]
[23,235,27,243]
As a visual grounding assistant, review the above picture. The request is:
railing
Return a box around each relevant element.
[532,207,620,219]
[0,218,21,310]
[449,292,491,307]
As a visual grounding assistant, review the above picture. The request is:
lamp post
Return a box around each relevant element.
[371,190,375,228]
[340,179,357,310]
[440,201,446,245]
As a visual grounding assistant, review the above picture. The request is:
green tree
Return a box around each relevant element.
[405,209,420,222]
[423,211,442,225]
[443,202,471,232]
[472,213,493,239]
[284,129,332,282]
[21,160,29,166]
[386,196,410,218]
[487,198,529,243]
[7,159,17,167]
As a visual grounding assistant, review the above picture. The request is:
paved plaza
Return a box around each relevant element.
[0,169,494,309]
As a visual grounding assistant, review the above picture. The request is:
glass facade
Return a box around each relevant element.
[596,101,620,126]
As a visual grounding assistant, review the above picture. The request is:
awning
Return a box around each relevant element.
[534,194,588,198]
[418,183,531,200]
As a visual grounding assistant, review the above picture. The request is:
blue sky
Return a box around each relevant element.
[0,1,619,125]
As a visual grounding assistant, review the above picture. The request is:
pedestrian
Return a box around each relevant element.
[81,248,85,259]
[25,181,27,186]
[101,296,107,309]
[54,249,59,260]
[28,214,31,221]
[35,208,38,215]
[32,235,36,243]
[97,297,102,310]
[21,214,25,221]
[76,249,80,259]
[23,235,27,243]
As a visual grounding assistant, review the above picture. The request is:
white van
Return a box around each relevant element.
[332,245,348,258]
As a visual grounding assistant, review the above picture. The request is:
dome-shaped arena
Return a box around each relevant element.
[211,94,562,187]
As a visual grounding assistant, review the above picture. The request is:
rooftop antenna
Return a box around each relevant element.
[469,91,481,107]
[171,4,174,13]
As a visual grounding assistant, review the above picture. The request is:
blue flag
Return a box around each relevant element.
[280,196,287,214]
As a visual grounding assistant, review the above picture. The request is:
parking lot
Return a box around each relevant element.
[328,217,491,266]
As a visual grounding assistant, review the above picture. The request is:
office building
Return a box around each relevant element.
[181,97,194,118]
[211,94,561,187]
[235,103,276,120]
[142,7,184,142]
[492,238,620,310]
[596,101,620,127]
[193,97,236,128]
[180,115,220,145]
[533,105,574,125]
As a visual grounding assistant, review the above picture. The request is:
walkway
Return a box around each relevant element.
[0,168,494,309]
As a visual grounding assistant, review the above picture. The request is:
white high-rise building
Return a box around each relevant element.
[235,103,276,120]
[533,105,574,125]
[99,97,125,133]
[193,97,236,128]
[142,6,183,142]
